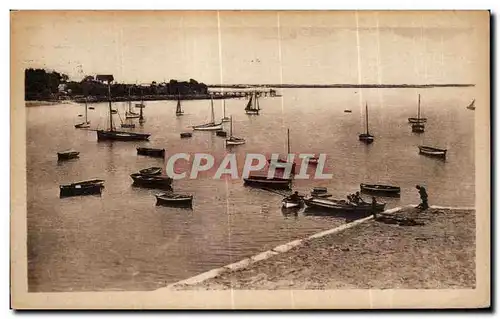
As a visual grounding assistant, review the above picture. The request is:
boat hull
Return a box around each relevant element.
[304,197,386,214]
[57,151,80,161]
[97,130,150,141]
[192,123,223,131]
[59,181,104,198]
[418,146,447,158]
[245,110,259,115]
[226,138,246,146]
[360,183,401,196]
[359,134,374,143]
[155,194,193,207]
[139,167,162,175]
[74,122,91,129]
[243,177,291,189]
[130,174,173,189]
[180,132,193,138]
[408,117,427,123]
[136,147,165,158]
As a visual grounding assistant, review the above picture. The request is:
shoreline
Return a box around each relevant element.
[162,205,475,291]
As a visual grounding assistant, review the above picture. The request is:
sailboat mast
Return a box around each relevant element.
[108,82,114,131]
[139,87,144,120]
[230,115,233,136]
[365,102,369,134]
[84,96,88,123]
[417,94,421,120]
[223,100,226,117]
[287,128,290,154]
[210,98,215,123]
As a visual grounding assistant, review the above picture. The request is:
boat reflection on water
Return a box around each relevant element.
[281,206,300,220]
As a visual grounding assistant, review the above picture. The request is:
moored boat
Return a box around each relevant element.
[304,197,386,214]
[359,102,374,144]
[59,179,105,197]
[176,95,184,116]
[225,115,246,146]
[310,187,333,198]
[466,99,475,110]
[75,97,91,128]
[360,183,401,196]
[57,150,80,161]
[136,147,165,158]
[139,166,162,175]
[245,91,260,115]
[344,109,352,113]
[243,174,292,189]
[408,94,427,124]
[192,98,223,131]
[418,145,447,158]
[180,132,193,138]
[130,173,173,189]
[155,192,193,207]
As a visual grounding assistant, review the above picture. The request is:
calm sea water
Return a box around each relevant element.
[27,88,475,292]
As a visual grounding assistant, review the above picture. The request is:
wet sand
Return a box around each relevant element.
[173,207,475,290]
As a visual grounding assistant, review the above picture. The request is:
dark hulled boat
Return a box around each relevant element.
[418,145,447,158]
[180,132,193,138]
[139,166,162,175]
[243,173,292,189]
[408,94,427,124]
[57,150,80,161]
[304,197,386,214]
[155,192,193,207]
[310,187,333,198]
[136,147,165,158]
[245,91,260,115]
[360,183,401,196]
[359,102,374,144]
[130,173,173,189]
[60,179,104,197]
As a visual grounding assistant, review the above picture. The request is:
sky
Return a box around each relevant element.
[12,10,488,85]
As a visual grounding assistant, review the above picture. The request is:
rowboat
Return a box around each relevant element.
[360,183,401,196]
[139,166,162,176]
[418,145,447,158]
[57,150,80,161]
[180,132,193,138]
[136,147,165,158]
[155,192,193,207]
[281,196,304,208]
[130,173,173,189]
[60,179,104,197]
[310,187,333,198]
[243,174,292,189]
[304,197,386,214]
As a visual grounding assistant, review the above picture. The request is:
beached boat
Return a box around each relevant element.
[225,116,246,146]
[466,99,475,110]
[155,192,193,207]
[60,179,104,197]
[359,102,374,144]
[176,95,184,116]
[139,166,162,175]
[180,132,193,138]
[304,197,386,214]
[360,183,401,196]
[192,98,223,131]
[74,97,91,128]
[408,94,427,124]
[245,91,260,115]
[418,145,447,158]
[96,76,151,141]
[243,174,292,189]
[221,100,230,122]
[136,147,165,158]
[57,150,80,161]
[130,173,173,189]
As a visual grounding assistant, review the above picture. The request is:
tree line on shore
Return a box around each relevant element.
[24,68,209,101]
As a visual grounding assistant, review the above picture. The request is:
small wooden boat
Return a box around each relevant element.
[360,183,401,196]
[310,187,333,198]
[225,116,246,146]
[75,97,91,128]
[243,174,292,189]
[155,192,193,207]
[60,179,104,197]
[192,98,223,131]
[408,94,427,123]
[245,92,260,115]
[111,109,118,114]
[418,145,447,158]
[344,109,352,113]
[176,95,184,116]
[282,196,304,208]
[359,102,374,144]
[304,197,386,214]
[216,131,228,137]
[136,147,165,158]
[88,106,95,110]
[130,173,173,189]
[139,166,162,175]
[466,99,475,110]
[180,132,193,138]
[125,89,140,119]
[57,150,80,161]
[221,100,230,122]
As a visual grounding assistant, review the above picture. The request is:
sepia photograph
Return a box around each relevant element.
[10,9,490,309]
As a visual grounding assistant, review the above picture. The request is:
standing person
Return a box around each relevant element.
[415,185,429,210]
[371,196,378,218]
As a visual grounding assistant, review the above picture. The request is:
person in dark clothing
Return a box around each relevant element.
[416,185,429,210]
[289,191,300,201]
[371,196,378,218]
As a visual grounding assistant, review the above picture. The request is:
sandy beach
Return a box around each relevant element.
[173,207,475,290]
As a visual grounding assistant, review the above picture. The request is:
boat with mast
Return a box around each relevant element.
[225,116,246,146]
[74,97,91,128]
[408,94,427,123]
[96,75,150,141]
[466,98,475,110]
[192,98,223,131]
[221,100,230,122]
[411,94,425,133]
[135,87,146,124]
[245,91,260,115]
[176,94,184,116]
[125,87,140,119]
[358,102,374,144]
